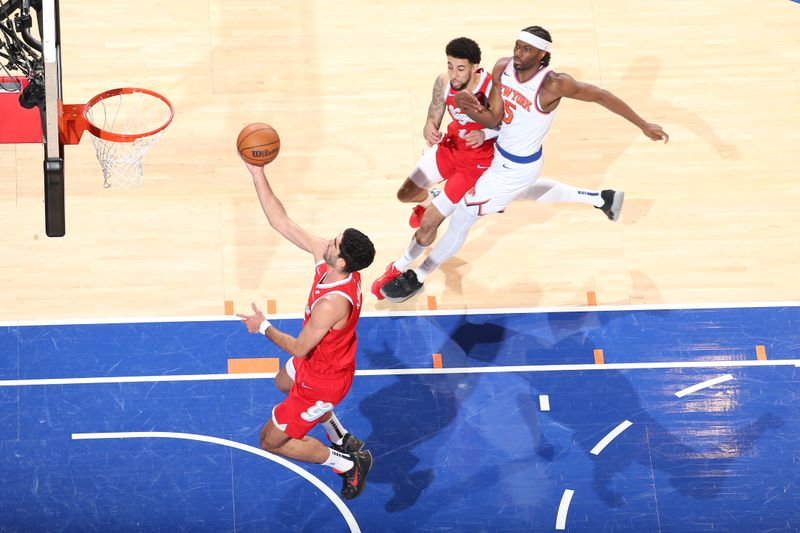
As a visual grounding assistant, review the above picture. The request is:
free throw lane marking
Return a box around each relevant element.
[590,420,633,455]
[675,374,735,398]
[555,489,575,530]
[227,357,280,374]
[539,395,550,411]
[756,345,767,360]
[594,349,605,364]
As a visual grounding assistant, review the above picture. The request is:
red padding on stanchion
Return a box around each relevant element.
[0,77,42,144]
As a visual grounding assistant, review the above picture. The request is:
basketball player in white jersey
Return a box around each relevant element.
[381,25,668,302]
[236,161,376,499]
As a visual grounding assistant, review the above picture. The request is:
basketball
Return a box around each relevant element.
[237,122,280,166]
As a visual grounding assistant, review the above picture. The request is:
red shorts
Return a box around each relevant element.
[435,139,493,203]
[272,358,353,439]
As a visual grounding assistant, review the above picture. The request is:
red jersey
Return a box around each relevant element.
[442,69,495,159]
[302,260,362,377]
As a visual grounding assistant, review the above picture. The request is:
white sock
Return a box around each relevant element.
[517,178,604,207]
[415,204,479,280]
[322,448,354,471]
[321,412,347,446]
[394,236,427,271]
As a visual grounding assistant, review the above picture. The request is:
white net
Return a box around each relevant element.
[85,90,172,188]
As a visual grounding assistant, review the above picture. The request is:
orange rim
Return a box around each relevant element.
[83,87,174,142]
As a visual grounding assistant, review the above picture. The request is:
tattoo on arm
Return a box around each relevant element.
[427,76,447,127]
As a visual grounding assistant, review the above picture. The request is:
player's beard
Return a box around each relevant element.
[450,80,467,91]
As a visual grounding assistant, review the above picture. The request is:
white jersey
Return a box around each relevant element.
[495,60,556,161]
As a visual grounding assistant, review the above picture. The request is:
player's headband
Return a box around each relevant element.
[517,31,552,53]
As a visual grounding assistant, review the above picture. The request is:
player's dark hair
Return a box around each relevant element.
[445,37,481,65]
[339,228,376,273]
[521,26,552,67]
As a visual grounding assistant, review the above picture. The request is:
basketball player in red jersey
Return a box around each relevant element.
[380,26,668,302]
[371,37,498,299]
[237,162,376,500]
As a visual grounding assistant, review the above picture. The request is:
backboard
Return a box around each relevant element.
[0,0,64,236]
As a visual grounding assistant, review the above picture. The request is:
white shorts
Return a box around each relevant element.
[460,150,544,216]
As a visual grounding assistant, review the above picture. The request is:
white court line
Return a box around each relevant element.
[555,489,575,530]
[4,299,800,327]
[590,420,633,455]
[539,395,551,411]
[675,374,735,397]
[72,431,360,533]
[1,360,798,388]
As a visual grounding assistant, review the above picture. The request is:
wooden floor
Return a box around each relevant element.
[2,0,799,321]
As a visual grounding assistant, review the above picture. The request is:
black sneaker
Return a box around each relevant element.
[380,270,424,303]
[337,450,373,500]
[329,433,364,454]
[596,189,624,221]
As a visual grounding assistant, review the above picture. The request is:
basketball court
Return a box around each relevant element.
[1,0,799,531]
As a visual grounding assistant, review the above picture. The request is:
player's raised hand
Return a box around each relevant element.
[236,302,266,333]
[423,122,443,146]
[642,122,669,143]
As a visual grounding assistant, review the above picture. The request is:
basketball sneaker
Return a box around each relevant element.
[380,269,424,303]
[596,190,624,222]
[409,205,426,229]
[408,189,441,228]
[337,450,373,500]
[329,433,365,454]
[371,262,402,300]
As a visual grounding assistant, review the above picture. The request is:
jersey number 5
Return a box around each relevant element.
[502,101,516,124]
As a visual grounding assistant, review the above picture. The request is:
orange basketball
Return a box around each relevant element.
[236,122,280,166]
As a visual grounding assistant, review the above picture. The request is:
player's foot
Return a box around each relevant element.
[380,270,424,303]
[409,189,441,228]
[371,262,402,300]
[329,433,364,454]
[596,190,624,221]
[337,450,373,500]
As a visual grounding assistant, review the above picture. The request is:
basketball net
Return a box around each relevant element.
[83,89,173,188]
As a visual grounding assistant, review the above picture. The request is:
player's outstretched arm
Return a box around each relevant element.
[550,73,669,143]
[245,162,327,256]
[237,298,347,358]
[453,57,507,128]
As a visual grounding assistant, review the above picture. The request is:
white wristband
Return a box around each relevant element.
[482,128,499,140]
[258,319,272,335]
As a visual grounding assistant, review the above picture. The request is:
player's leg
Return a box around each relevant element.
[380,202,480,302]
[380,162,531,302]
[413,165,475,247]
[403,145,446,227]
[259,420,372,500]
[276,358,361,452]
[515,178,624,221]
[396,173,430,204]
[371,149,446,299]
[274,359,295,394]
[319,411,365,454]
[267,389,373,499]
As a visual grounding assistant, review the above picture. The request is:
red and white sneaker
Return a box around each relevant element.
[409,205,426,229]
[370,262,402,300]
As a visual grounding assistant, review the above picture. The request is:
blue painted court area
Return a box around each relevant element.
[2,304,800,531]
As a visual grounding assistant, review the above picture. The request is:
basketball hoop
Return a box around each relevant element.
[61,88,174,188]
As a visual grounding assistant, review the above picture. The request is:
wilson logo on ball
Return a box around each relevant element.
[251,149,276,157]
